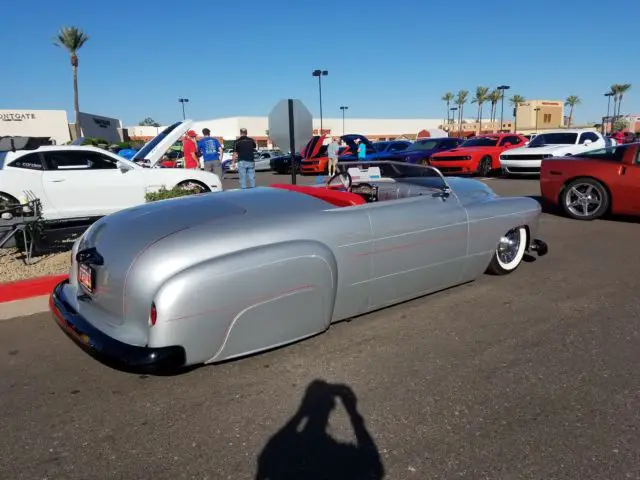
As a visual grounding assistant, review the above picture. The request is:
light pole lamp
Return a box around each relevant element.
[449,107,458,133]
[178,97,189,120]
[497,85,510,132]
[340,106,348,135]
[604,92,614,134]
[534,107,541,132]
[312,69,328,134]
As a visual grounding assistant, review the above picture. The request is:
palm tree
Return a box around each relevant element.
[613,83,631,119]
[455,90,469,136]
[564,95,581,128]
[54,26,90,140]
[488,89,502,124]
[471,86,489,133]
[442,92,454,127]
[509,95,525,133]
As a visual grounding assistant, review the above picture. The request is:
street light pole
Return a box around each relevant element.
[604,92,614,134]
[450,107,458,135]
[340,106,348,135]
[497,85,510,132]
[312,69,328,134]
[534,107,541,133]
[178,97,189,120]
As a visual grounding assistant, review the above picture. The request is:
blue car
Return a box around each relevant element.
[387,137,465,164]
[368,140,413,160]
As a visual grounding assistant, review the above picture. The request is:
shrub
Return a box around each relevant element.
[144,186,201,203]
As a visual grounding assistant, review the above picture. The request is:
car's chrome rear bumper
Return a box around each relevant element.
[529,238,548,256]
[50,280,186,374]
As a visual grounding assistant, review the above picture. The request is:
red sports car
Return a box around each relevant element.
[539,142,640,220]
[429,133,528,176]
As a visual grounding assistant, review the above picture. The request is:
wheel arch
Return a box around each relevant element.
[176,179,211,192]
[558,175,613,214]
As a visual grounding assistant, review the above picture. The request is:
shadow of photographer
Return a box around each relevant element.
[255,379,385,480]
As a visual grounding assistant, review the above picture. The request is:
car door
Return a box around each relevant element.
[617,147,640,213]
[577,132,601,153]
[41,150,144,219]
[2,152,58,217]
[364,188,468,309]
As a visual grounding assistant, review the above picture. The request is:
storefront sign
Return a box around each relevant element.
[1,112,36,122]
[93,117,111,128]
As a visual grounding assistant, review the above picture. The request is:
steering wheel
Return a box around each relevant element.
[326,171,353,191]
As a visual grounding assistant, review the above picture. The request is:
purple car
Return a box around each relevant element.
[388,137,465,165]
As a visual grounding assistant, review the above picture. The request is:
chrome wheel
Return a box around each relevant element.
[497,229,522,267]
[178,181,209,193]
[487,226,527,275]
[565,183,603,217]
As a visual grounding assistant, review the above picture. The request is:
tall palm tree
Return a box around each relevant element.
[441,92,454,128]
[488,89,501,124]
[54,26,90,140]
[455,90,469,136]
[564,95,581,128]
[471,86,489,133]
[614,83,631,118]
[509,95,525,133]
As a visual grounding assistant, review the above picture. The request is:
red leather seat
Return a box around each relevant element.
[270,184,366,207]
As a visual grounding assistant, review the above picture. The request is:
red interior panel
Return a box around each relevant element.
[270,184,366,207]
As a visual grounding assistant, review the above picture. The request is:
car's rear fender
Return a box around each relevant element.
[150,240,338,366]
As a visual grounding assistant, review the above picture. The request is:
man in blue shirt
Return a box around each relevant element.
[198,128,223,178]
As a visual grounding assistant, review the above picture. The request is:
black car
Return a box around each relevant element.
[270,153,303,174]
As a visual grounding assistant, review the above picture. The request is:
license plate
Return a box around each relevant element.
[78,263,94,293]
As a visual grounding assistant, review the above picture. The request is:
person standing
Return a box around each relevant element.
[198,128,223,177]
[327,136,340,176]
[182,130,200,169]
[232,128,257,189]
[355,138,366,161]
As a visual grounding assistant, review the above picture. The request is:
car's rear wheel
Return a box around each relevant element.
[560,177,609,220]
[486,226,527,275]
[177,180,210,193]
[476,156,492,177]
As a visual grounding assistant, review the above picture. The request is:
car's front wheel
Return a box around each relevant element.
[486,226,527,275]
[560,177,609,220]
[476,156,492,177]
[177,180,210,193]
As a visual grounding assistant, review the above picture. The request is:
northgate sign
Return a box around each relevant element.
[1,112,37,121]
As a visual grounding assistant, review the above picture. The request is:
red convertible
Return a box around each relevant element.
[539,143,640,220]
[429,133,528,176]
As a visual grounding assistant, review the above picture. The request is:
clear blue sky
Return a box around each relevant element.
[2,0,638,126]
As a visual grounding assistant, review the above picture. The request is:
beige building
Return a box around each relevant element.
[515,100,565,131]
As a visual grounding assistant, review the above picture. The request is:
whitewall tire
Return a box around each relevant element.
[486,226,527,275]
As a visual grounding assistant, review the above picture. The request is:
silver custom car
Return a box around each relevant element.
[50,161,548,373]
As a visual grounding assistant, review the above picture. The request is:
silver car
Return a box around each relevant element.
[50,161,548,373]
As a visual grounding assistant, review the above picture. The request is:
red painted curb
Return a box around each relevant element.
[0,274,68,303]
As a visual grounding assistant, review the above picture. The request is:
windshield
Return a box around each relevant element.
[132,121,182,161]
[460,137,499,147]
[407,140,438,151]
[576,145,626,162]
[337,160,447,183]
[529,133,578,147]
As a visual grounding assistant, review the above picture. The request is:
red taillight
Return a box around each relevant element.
[150,302,157,326]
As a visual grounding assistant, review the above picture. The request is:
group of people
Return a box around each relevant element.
[326,136,367,176]
[181,127,258,189]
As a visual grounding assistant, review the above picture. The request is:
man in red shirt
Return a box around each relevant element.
[182,130,199,169]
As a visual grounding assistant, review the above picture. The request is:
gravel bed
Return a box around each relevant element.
[0,247,72,284]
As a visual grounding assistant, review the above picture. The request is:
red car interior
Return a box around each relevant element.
[270,183,366,207]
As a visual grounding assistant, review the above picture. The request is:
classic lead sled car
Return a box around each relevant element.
[50,161,548,373]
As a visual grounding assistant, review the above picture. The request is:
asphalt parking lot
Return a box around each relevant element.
[1,172,639,480]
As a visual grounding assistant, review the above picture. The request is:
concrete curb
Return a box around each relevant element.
[0,274,67,304]
[0,295,50,320]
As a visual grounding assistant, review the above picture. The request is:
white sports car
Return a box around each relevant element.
[0,120,222,221]
[499,129,610,176]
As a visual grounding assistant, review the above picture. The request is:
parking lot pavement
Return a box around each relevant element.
[1,178,639,479]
